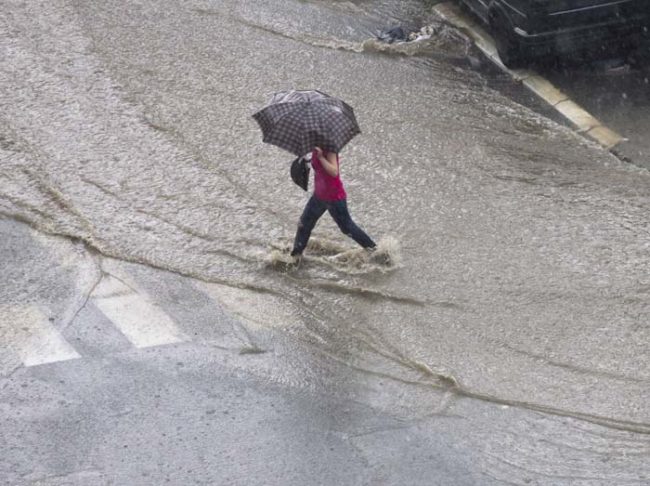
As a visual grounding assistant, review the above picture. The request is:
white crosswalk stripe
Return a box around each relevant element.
[2,274,188,368]
[1,306,81,367]
[92,275,186,348]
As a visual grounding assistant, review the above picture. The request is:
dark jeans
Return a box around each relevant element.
[291,196,376,256]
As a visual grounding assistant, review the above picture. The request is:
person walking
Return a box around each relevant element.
[291,146,376,260]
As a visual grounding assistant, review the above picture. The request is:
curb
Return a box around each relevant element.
[433,2,625,150]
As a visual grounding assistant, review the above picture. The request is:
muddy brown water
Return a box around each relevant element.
[1,0,649,477]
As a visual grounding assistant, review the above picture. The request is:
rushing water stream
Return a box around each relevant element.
[1,0,649,480]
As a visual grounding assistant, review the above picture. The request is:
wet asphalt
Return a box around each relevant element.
[475,33,650,168]
[2,0,650,484]
[2,219,648,485]
[543,57,650,166]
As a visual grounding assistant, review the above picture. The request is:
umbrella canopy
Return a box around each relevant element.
[252,90,361,157]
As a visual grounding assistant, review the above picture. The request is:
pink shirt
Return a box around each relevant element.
[312,150,347,201]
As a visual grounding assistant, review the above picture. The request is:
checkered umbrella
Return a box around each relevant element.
[252,90,361,157]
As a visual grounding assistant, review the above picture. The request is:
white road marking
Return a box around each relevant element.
[92,275,186,348]
[1,306,81,367]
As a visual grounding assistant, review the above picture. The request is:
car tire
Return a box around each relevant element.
[490,10,527,69]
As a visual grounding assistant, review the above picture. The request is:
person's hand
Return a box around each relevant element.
[314,146,323,157]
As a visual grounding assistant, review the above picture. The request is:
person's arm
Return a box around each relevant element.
[314,147,338,177]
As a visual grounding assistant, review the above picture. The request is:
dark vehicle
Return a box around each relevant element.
[459,0,650,67]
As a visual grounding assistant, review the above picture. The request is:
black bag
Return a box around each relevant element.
[290,156,310,191]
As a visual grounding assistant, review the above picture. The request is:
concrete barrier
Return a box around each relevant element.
[433,2,625,150]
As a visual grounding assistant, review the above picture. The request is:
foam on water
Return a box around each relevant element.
[266,236,401,274]
[230,10,473,59]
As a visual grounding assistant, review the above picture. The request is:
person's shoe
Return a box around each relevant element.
[367,246,391,265]
[290,252,302,267]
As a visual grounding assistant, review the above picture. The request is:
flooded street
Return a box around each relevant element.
[1,0,649,483]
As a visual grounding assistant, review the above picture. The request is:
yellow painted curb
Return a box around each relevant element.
[586,126,627,150]
[522,76,569,106]
[433,2,625,150]
[553,100,600,132]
